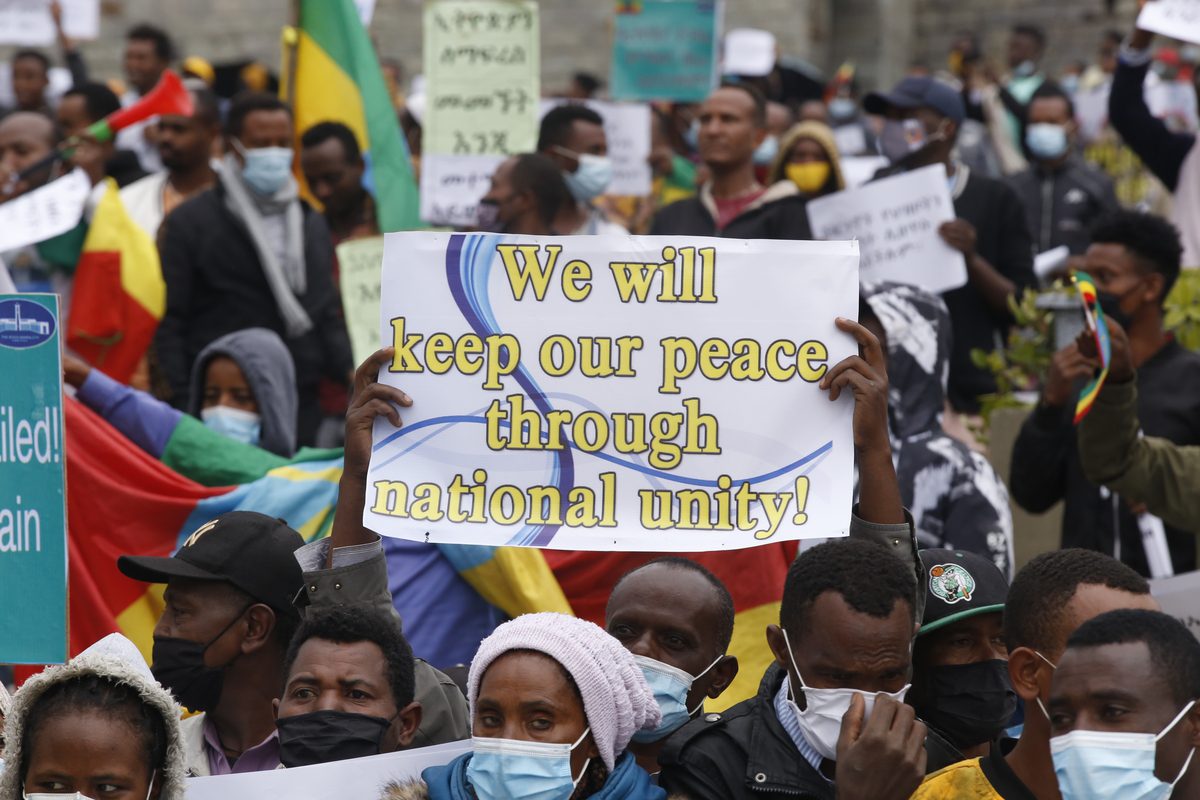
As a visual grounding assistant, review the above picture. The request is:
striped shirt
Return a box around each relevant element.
[773,673,830,780]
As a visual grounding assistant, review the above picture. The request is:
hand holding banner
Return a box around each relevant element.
[365,233,859,552]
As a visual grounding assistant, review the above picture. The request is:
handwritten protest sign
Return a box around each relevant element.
[0,0,98,46]
[365,233,858,551]
[338,236,386,365]
[422,0,539,157]
[0,294,66,664]
[419,153,503,228]
[1138,0,1200,46]
[0,169,90,254]
[806,164,966,294]
[420,0,539,226]
[185,741,470,799]
[541,99,652,196]
[611,0,722,102]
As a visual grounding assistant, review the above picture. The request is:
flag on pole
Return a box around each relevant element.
[66,180,165,383]
[291,0,421,232]
[1073,270,1111,424]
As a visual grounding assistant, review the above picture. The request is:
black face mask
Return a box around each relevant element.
[1096,288,1135,330]
[151,606,249,713]
[913,659,1017,750]
[276,709,393,767]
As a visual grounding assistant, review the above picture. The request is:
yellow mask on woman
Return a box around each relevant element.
[786,162,831,194]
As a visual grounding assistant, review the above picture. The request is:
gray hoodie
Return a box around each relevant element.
[0,634,187,800]
[863,281,1015,577]
[188,327,298,457]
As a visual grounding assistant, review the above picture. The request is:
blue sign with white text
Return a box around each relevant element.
[0,294,68,664]
[611,0,722,103]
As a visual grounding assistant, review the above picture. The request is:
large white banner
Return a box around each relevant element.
[806,163,966,294]
[0,169,90,254]
[185,741,469,799]
[365,233,858,551]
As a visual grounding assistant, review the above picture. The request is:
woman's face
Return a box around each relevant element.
[787,137,829,165]
[474,651,599,779]
[23,709,157,800]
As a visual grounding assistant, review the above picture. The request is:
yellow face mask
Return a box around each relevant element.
[786,161,832,195]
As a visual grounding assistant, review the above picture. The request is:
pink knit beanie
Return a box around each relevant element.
[467,612,661,770]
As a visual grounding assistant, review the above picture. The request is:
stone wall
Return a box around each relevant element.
[1,0,815,95]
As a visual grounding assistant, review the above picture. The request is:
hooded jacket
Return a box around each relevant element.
[863,282,1014,576]
[0,634,187,800]
[766,121,847,195]
[187,327,298,457]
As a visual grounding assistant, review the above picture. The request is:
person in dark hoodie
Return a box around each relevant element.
[860,281,1014,576]
[187,327,298,457]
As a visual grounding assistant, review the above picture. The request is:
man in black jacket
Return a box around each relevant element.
[865,77,1036,413]
[649,82,810,239]
[155,93,353,445]
[1006,83,1118,262]
[1010,211,1200,576]
[658,538,928,800]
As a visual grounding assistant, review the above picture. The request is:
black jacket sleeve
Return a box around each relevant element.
[658,746,746,800]
[63,47,88,87]
[154,208,197,408]
[1109,59,1197,190]
[991,181,1036,317]
[302,212,354,383]
[1009,402,1073,513]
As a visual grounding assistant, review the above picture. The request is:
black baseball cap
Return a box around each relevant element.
[118,511,305,619]
[864,76,966,124]
[918,548,1008,636]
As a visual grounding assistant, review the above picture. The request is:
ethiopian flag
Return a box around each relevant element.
[1073,270,1111,424]
[35,391,789,709]
[66,180,165,384]
[290,0,420,231]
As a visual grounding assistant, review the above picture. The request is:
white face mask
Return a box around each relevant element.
[1051,701,1197,800]
[780,629,911,760]
[201,405,262,446]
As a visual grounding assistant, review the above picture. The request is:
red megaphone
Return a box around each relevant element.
[87,71,194,143]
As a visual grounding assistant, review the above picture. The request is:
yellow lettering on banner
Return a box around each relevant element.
[659,336,830,393]
[562,260,593,301]
[498,243,562,301]
[388,317,519,390]
[485,395,720,468]
[608,246,718,303]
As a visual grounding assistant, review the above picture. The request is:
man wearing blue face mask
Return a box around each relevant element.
[604,558,740,774]
[538,104,627,236]
[156,92,353,448]
[1046,609,1200,800]
[1007,84,1118,264]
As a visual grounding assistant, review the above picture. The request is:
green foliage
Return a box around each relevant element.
[969,286,1057,440]
[1164,269,1200,353]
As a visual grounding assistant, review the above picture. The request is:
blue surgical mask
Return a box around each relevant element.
[829,97,858,122]
[1059,75,1080,95]
[1026,122,1069,160]
[201,405,262,447]
[684,119,700,151]
[753,134,779,166]
[467,727,591,800]
[559,151,613,203]
[233,138,294,196]
[631,654,723,743]
[1014,60,1038,78]
[1051,700,1197,800]
[880,118,929,164]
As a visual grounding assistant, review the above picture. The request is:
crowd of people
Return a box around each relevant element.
[1,3,1200,799]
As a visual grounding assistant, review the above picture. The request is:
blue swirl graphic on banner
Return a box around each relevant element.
[444,234,574,546]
